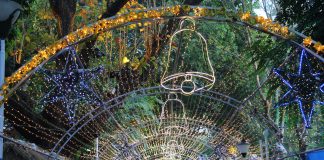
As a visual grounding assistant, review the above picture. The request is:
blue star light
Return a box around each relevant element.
[273,49,324,128]
[40,48,104,124]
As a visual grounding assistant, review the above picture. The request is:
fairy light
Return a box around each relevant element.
[44,106,112,145]
[314,42,324,53]
[39,48,104,123]
[5,108,66,147]
[5,109,62,140]
[50,105,107,142]
[6,100,105,154]
[241,12,250,21]
[303,36,312,47]
[83,110,261,159]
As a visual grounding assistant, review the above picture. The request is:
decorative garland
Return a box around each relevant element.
[1,6,323,105]
[239,12,324,53]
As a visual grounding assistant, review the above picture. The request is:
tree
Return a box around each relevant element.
[276,0,324,43]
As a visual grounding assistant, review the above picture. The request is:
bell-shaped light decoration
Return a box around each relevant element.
[159,93,189,136]
[236,139,250,158]
[161,17,215,95]
[163,140,183,159]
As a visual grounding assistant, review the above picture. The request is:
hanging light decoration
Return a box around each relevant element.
[160,17,215,95]
[2,6,324,103]
[39,47,104,124]
[159,93,189,136]
[159,93,188,159]
[162,140,183,159]
[273,49,324,128]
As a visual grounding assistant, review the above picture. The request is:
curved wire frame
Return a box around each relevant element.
[159,92,189,137]
[109,120,232,159]
[47,86,279,159]
[112,129,215,159]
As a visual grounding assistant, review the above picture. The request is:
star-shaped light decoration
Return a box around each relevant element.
[273,49,324,128]
[39,47,104,124]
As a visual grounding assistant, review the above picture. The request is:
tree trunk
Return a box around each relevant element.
[296,125,307,160]
[78,0,130,67]
[49,0,76,38]
[142,0,204,63]
[102,0,130,18]
[49,0,77,69]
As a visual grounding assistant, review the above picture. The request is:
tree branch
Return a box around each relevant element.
[78,0,130,67]
[49,0,77,38]
[102,0,130,19]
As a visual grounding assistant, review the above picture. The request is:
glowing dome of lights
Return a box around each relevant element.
[52,88,273,159]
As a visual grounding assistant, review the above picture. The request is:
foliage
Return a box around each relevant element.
[276,0,324,43]
[6,0,57,76]
[117,94,162,123]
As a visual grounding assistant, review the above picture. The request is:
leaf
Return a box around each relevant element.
[25,36,31,43]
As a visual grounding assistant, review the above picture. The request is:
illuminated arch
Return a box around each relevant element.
[2,5,323,160]
[1,5,323,104]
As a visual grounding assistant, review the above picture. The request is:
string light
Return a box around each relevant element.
[39,47,104,123]
[82,99,263,159]
[240,12,324,54]
[303,36,312,47]
[5,107,83,154]
[314,42,324,53]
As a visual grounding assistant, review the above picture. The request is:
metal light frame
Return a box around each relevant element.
[160,17,215,95]
[46,86,279,159]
